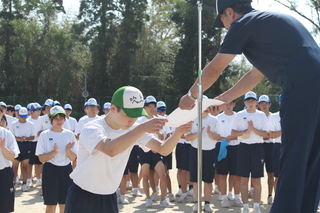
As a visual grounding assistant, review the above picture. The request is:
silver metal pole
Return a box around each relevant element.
[197,1,203,212]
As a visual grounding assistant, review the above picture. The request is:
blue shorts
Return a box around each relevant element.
[216,145,238,175]
[42,162,73,205]
[175,143,190,171]
[0,167,14,213]
[65,183,118,213]
[139,148,163,170]
[263,143,274,173]
[163,152,172,170]
[127,145,139,173]
[29,142,42,165]
[189,146,216,183]
[15,141,30,162]
[273,143,281,178]
[236,143,264,178]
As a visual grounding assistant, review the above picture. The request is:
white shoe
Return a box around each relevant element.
[253,206,262,213]
[126,181,132,190]
[26,179,32,188]
[151,193,158,202]
[177,193,188,203]
[187,188,194,197]
[35,179,42,187]
[145,198,152,208]
[242,206,249,213]
[232,197,244,207]
[159,199,174,208]
[248,189,254,198]
[119,195,129,204]
[268,195,273,204]
[155,186,159,194]
[221,199,231,208]
[218,193,223,201]
[204,203,213,212]
[21,184,29,192]
[168,193,176,202]
[132,188,142,197]
[213,185,220,194]
[192,204,198,212]
[175,188,182,197]
[227,193,234,200]
[15,176,20,185]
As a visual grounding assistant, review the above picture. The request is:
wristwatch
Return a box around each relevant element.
[187,90,197,101]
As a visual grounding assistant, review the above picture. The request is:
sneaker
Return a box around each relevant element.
[268,195,273,204]
[159,199,174,208]
[177,193,188,203]
[35,179,42,187]
[168,193,176,202]
[204,203,213,212]
[145,198,152,208]
[213,185,220,194]
[132,188,142,197]
[119,195,129,204]
[248,189,254,198]
[192,204,198,212]
[15,176,20,185]
[227,193,234,200]
[126,181,132,190]
[151,193,158,202]
[218,193,222,201]
[187,188,194,197]
[242,206,249,213]
[253,206,262,213]
[21,184,29,192]
[221,199,231,208]
[26,179,33,188]
[175,188,182,197]
[155,186,159,194]
[232,197,244,207]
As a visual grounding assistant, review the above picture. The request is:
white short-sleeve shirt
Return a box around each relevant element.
[264,113,274,143]
[0,128,20,169]
[65,117,78,133]
[232,110,269,144]
[75,115,99,135]
[70,117,154,195]
[27,117,41,142]
[217,112,239,146]
[38,114,70,131]
[269,112,281,143]
[36,129,78,166]
[9,120,36,138]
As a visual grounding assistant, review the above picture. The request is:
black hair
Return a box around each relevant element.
[7,105,14,112]
[0,114,7,127]
[144,102,156,107]
[49,113,66,124]
[222,2,252,15]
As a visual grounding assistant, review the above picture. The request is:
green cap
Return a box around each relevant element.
[49,106,66,118]
[111,86,148,118]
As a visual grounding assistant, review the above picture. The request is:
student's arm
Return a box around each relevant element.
[0,138,16,161]
[206,126,223,141]
[95,118,168,157]
[247,120,268,138]
[145,121,193,156]
[184,132,198,141]
[66,142,77,161]
[225,135,238,142]
[25,136,35,141]
[270,130,282,139]
[231,129,246,137]
[38,143,59,163]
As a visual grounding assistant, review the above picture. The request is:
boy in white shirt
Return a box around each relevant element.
[231,91,269,213]
[64,104,78,134]
[64,86,192,213]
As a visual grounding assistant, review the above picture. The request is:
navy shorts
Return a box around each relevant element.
[216,145,238,175]
[273,143,281,178]
[189,146,216,183]
[175,143,190,171]
[127,145,139,173]
[0,167,14,213]
[139,148,163,170]
[263,143,274,173]
[42,162,73,205]
[29,142,42,165]
[15,141,30,162]
[236,143,264,178]
[65,183,118,213]
[163,152,172,170]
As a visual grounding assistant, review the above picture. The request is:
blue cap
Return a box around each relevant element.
[44,99,54,107]
[144,96,157,105]
[54,100,61,106]
[102,102,111,110]
[31,103,42,111]
[19,107,29,118]
[244,91,257,100]
[258,95,271,103]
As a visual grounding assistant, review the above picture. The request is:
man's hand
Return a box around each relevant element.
[179,94,196,110]
[142,118,168,134]
[207,104,225,116]
[176,121,193,134]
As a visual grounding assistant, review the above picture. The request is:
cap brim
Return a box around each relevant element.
[123,108,148,118]
[50,112,66,118]
[213,15,224,28]
[19,114,28,118]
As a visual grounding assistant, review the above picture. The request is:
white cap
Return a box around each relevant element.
[244,91,257,100]
[102,102,111,110]
[203,95,208,99]
[85,98,98,107]
[31,103,42,110]
[0,101,7,108]
[14,104,22,111]
[44,99,54,106]
[64,104,72,110]
[19,107,28,118]
[54,100,61,106]
[49,106,66,118]
[27,103,33,110]
[144,96,157,104]
[157,101,166,109]
[258,95,271,103]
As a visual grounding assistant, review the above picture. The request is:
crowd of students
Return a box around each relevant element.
[0,89,283,213]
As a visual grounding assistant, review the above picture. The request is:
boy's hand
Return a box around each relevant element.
[66,142,75,150]
[176,121,193,134]
[142,118,168,134]
[53,143,59,153]
[0,137,6,149]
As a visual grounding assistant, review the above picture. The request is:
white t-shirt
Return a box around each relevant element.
[263,113,274,143]
[70,117,154,195]
[217,112,239,146]
[36,129,78,166]
[38,114,70,131]
[9,120,36,138]
[75,115,100,135]
[5,114,15,129]
[0,128,20,169]
[27,117,41,142]
[65,117,78,133]
[269,112,281,143]
[232,110,269,144]
[188,114,221,150]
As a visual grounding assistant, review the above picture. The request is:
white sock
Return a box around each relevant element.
[243,203,249,208]
[254,203,260,208]
[234,194,240,199]
[228,191,233,195]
